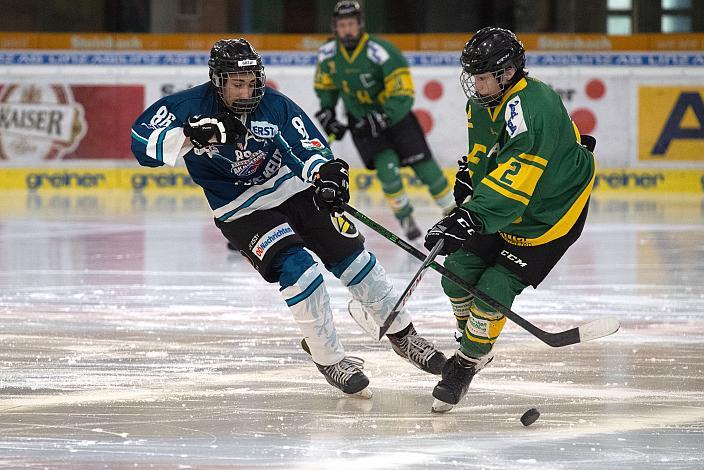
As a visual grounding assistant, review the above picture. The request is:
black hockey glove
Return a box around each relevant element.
[183,112,247,149]
[315,108,347,141]
[424,207,482,256]
[454,155,474,205]
[580,134,597,152]
[351,110,389,138]
[313,158,350,214]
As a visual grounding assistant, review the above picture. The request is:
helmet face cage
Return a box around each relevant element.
[208,38,266,114]
[459,27,526,108]
[211,69,266,115]
[460,68,509,108]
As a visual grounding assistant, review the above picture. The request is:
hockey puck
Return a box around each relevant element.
[520,407,540,426]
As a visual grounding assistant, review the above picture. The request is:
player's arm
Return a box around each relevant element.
[130,101,193,167]
[313,48,347,140]
[375,41,414,125]
[277,100,335,183]
[313,51,340,110]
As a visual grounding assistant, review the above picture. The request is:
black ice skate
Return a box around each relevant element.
[431,351,494,413]
[387,323,447,375]
[399,214,422,241]
[301,339,372,399]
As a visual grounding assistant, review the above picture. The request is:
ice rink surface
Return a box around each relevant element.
[1,191,703,469]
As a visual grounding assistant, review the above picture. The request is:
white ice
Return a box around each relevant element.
[0,191,703,469]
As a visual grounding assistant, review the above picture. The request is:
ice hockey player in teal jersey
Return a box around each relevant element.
[131,38,446,399]
[424,27,596,412]
[314,0,455,241]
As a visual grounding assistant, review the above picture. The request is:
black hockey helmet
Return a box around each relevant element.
[208,38,266,114]
[459,27,526,107]
[332,0,364,48]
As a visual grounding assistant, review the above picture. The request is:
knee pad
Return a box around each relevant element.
[339,250,411,335]
[276,247,315,290]
[280,263,344,366]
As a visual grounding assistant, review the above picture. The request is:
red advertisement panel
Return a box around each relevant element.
[0,84,144,162]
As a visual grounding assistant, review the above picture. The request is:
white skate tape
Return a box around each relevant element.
[340,251,411,336]
[282,264,344,366]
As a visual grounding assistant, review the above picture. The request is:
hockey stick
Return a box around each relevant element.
[255,124,619,348]
[377,239,444,339]
[340,203,620,347]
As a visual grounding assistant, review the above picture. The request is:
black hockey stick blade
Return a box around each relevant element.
[378,239,444,339]
[342,202,620,348]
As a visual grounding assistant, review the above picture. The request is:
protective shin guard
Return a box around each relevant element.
[339,251,411,335]
[449,294,474,336]
[281,264,344,366]
[460,303,507,358]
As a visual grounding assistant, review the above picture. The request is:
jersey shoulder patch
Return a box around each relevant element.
[317,40,336,62]
[367,40,390,65]
[504,95,528,138]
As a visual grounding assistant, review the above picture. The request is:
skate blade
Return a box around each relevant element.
[346,386,373,400]
[431,398,454,413]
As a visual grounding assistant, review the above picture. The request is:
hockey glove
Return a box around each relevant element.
[313,158,350,214]
[351,110,389,138]
[424,207,482,256]
[315,108,347,141]
[454,155,474,205]
[580,134,597,152]
[183,112,247,149]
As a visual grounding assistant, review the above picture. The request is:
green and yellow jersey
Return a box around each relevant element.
[314,33,414,125]
[463,76,596,246]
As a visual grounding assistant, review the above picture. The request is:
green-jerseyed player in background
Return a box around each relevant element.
[313,1,455,241]
[424,27,597,413]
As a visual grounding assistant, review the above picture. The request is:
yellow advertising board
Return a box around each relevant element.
[0,168,702,193]
[638,87,704,162]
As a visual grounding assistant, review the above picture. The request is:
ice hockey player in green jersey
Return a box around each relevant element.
[313,0,455,240]
[424,27,597,412]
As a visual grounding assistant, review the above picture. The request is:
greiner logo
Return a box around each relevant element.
[253,224,295,260]
[131,173,196,191]
[26,172,106,190]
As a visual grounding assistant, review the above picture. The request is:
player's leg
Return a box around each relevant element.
[410,159,455,214]
[350,123,420,240]
[287,189,446,375]
[374,149,421,239]
[433,262,526,410]
[389,112,455,214]
[215,206,370,397]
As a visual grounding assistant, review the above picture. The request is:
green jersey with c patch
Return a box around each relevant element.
[314,33,414,125]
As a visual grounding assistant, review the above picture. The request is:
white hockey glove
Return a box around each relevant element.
[183,112,247,149]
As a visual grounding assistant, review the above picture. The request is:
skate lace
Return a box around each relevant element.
[324,356,365,385]
[404,335,437,366]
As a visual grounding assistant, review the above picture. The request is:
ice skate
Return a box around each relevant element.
[431,351,493,413]
[387,324,447,375]
[301,339,372,399]
[399,214,422,241]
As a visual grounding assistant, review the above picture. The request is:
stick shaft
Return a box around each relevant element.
[378,239,444,339]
